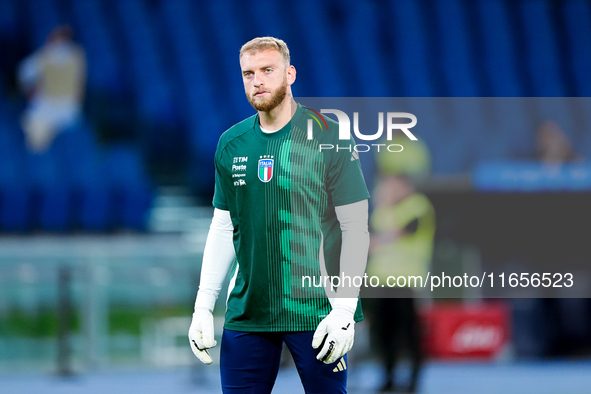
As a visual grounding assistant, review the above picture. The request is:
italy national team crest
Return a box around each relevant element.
[258,158,274,182]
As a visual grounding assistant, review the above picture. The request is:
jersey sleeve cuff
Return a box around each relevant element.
[332,193,370,207]
[212,200,229,211]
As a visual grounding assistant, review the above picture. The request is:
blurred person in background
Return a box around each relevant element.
[188,37,370,393]
[535,120,584,164]
[513,120,587,359]
[367,139,434,393]
[17,24,86,153]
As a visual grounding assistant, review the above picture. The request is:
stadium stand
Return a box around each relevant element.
[1,0,591,232]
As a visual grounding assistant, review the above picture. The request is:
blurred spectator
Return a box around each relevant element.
[367,138,434,392]
[17,25,86,153]
[509,120,588,359]
[376,134,432,182]
[535,120,584,164]
[367,175,435,393]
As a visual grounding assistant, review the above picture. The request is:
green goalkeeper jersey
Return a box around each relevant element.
[213,103,370,332]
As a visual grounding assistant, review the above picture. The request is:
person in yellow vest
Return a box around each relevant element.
[367,173,435,393]
[375,134,431,182]
[18,25,87,153]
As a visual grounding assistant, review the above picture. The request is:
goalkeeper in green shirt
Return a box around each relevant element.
[188,37,370,393]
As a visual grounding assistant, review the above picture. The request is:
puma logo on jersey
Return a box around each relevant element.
[333,358,347,372]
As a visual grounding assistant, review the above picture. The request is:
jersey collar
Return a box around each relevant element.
[253,102,305,141]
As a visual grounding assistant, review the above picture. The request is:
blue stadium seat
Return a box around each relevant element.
[561,1,591,158]
[491,97,535,158]
[518,0,567,96]
[0,124,29,232]
[387,0,437,96]
[52,125,110,231]
[69,0,123,96]
[291,0,346,97]
[562,0,591,96]
[26,0,62,49]
[428,137,468,175]
[339,0,390,96]
[201,0,252,122]
[246,0,288,46]
[0,0,18,39]
[160,0,241,192]
[26,146,70,232]
[451,98,489,169]
[103,145,153,230]
[476,0,524,96]
[115,0,177,125]
[433,0,481,96]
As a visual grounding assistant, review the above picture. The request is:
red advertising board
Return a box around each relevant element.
[420,302,510,359]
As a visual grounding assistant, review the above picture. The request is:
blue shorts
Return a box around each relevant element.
[220,329,348,394]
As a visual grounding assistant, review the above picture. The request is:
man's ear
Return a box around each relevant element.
[287,65,296,85]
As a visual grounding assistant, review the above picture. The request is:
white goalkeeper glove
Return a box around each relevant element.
[188,307,217,365]
[312,305,356,364]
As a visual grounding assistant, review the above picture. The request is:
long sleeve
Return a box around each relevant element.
[333,199,370,311]
[194,208,236,312]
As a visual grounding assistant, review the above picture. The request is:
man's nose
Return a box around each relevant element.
[253,72,263,87]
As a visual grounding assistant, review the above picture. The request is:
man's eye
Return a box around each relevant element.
[244,72,252,77]
[265,68,272,73]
